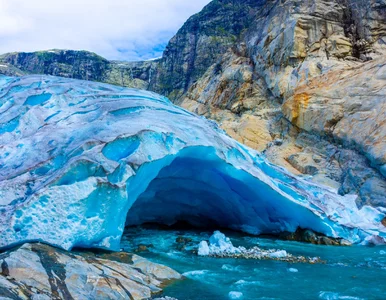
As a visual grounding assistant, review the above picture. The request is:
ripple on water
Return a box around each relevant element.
[319,291,364,300]
[182,270,209,278]
[121,227,386,300]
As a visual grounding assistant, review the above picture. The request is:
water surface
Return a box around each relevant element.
[121,227,386,300]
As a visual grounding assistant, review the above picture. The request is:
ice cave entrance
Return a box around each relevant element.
[125,146,329,236]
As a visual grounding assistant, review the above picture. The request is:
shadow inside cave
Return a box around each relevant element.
[124,146,330,237]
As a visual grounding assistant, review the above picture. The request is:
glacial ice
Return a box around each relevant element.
[197,231,320,263]
[0,75,385,251]
[288,268,299,273]
[198,241,210,256]
[228,291,243,299]
[198,231,240,256]
[268,250,288,258]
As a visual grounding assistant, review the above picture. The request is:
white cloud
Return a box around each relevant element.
[0,0,211,61]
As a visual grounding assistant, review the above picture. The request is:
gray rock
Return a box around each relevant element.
[0,50,157,90]
[0,243,181,300]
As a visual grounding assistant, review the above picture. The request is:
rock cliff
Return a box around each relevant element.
[149,0,265,100]
[179,0,386,206]
[0,50,157,90]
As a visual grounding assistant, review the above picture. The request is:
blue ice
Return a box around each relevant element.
[0,75,384,251]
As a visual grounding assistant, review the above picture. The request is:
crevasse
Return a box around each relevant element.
[0,75,384,251]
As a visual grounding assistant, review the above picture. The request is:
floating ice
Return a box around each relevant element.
[198,231,240,256]
[0,75,385,251]
[208,231,239,253]
[269,250,288,258]
[229,291,243,299]
[288,268,299,273]
[198,241,210,256]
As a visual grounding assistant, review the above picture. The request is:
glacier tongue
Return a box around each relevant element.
[0,75,385,250]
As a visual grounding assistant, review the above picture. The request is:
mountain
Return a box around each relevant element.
[1,0,386,207]
[0,50,157,90]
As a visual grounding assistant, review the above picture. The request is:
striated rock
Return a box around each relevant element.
[279,228,352,246]
[134,245,152,253]
[0,62,26,77]
[0,50,157,90]
[287,153,320,176]
[177,0,386,207]
[0,243,181,300]
[151,0,264,100]
[179,44,279,152]
[282,59,386,176]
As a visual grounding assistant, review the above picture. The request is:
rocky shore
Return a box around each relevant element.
[0,243,181,300]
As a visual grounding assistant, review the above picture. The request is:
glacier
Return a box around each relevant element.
[0,75,385,251]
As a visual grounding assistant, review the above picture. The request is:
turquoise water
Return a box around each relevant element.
[121,227,386,300]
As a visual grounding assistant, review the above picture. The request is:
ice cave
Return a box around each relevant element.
[0,75,385,251]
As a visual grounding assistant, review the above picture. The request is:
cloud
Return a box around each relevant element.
[0,0,211,61]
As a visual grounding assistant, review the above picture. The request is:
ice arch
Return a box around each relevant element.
[125,146,335,235]
[0,75,385,251]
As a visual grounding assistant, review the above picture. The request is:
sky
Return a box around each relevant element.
[0,0,211,61]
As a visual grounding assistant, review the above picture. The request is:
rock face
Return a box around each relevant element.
[178,0,386,206]
[150,0,264,100]
[0,243,181,299]
[1,75,385,251]
[180,43,279,152]
[0,50,157,90]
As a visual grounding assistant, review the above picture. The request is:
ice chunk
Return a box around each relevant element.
[361,235,386,246]
[288,268,299,273]
[229,291,243,299]
[209,231,236,253]
[269,250,288,258]
[198,241,210,256]
[198,231,240,256]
